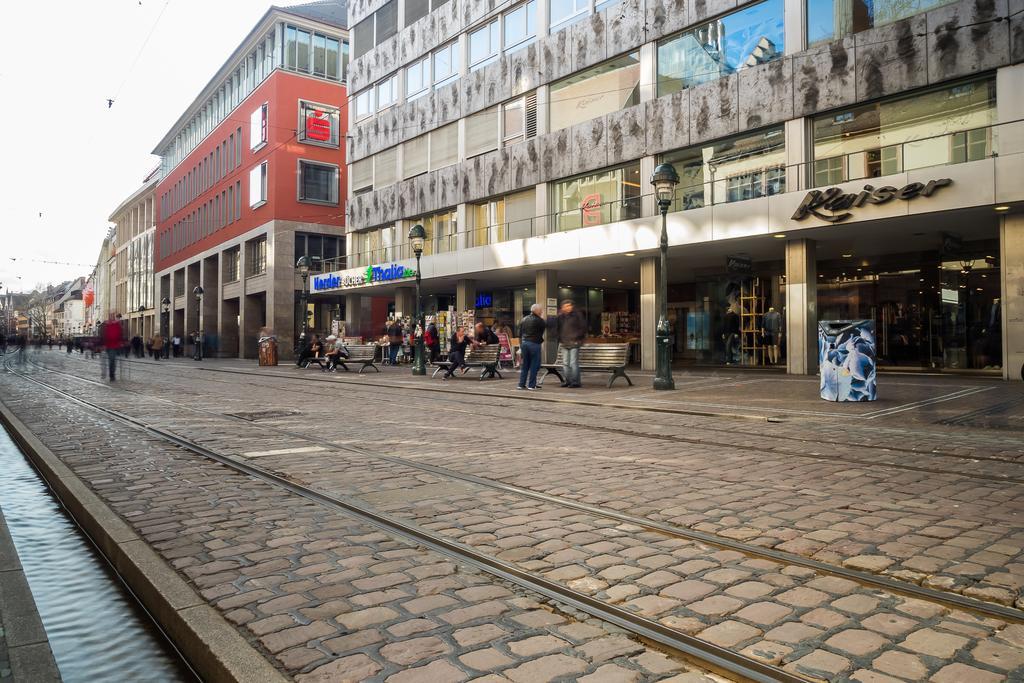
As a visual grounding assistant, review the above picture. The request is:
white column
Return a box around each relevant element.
[639,256,657,371]
[1000,214,1024,381]
[639,42,657,103]
[785,238,817,375]
[535,85,551,136]
[997,65,1024,157]
[456,203,470,250]
[344,293,364,339]
[640,156,657,221]
[394,287,413,320]
[784,0,807,55]
[535,269,558,362]
[534,183,549,235]
[456,279,476,313]
[785,117,808,193]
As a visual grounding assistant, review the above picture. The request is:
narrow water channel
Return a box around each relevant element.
[0,426,196,683]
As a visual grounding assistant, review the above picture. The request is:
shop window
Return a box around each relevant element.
[662,126,785,209]
[807,0,956,46]
[811,77,997,185]
[248,162,268,208]
[430,123,459,170]
[552,163,642,232]
[374,146,399,188]
[298,101,340,147]
[403,135,429,178]
[470,19,500,69]
[550,52,640,131]
[466,107,499,158]
[299,161,339,204]
[247,237,267,276]
[433,41,460,87]
[406,57,429,100]
[550,0,589,30]
[249,103,268,150]
[657,0,784,96]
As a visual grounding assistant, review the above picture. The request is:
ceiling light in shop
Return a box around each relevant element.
[842,253,853,258]
[601,278,607,281]
[633,281,638,284]
[625,252,636,256]
[773,234,787,239]
[995,205,1010,211]
[976,287,983,291]
[617,279,623,283]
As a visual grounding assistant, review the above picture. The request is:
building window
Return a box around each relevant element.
[504,1,537,52]
[352,17,373,60]
[250,103,268,149]
[430,123,459,170]
[406,0,430,26]
[807,0,955,46]
[299,161,339,204]
[406,57,429,100]
[352,157,374,192]
[466,106,499,158]
[227,185,234,223]
[657,0,784,96]
[354,89,374,120]
[376,0,398,44]
[503,92,537,144]
[224,247,240,282]
[550,52,640,131]
[249,162,268,208]
[376,75,397,110]
[550,0,589,30]
[235,180,242,218]
[811,77,997,185]
[299,101,340,147]
[662,126,786,209]
[471,189,536,246]
[433,41,459,87]
[403,135,429,178]
[375,147,399,188]
[295,232,342,265]
[469,19,500,69]
[247,237,267,276]
[552,163,642,231]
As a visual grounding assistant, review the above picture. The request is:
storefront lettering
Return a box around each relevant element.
[311,263,417,292]
[791,178,952,223]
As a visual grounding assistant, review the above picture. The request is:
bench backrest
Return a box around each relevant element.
[465,344,501,363]
[345,343,378,360]
[556,343,629,367]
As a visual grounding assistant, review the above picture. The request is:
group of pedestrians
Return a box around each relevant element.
[515,299,586,391]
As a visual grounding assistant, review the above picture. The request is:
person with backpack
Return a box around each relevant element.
[101,316,123,381]
[424,317,440,363]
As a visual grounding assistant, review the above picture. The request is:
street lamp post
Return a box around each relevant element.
[161,297,170,358]
[650,163,680,391]
[408,224,426,376]
[296,256,311,357]
[192,286,204,360]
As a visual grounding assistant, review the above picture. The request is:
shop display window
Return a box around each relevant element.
[552,163,642,232]
[807,0,956,46]
[812,77,997,185]
[661,126,785,210]
[657,0,784,96]
[550,52,641,132]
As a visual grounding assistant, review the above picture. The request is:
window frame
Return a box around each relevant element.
[549,0,589,31]
[298,99,341,148]
[433,41,460,88]
[376,75,398,111]
[469,19,501,70]
[354,89,374,121]
[297,159,340,205]
[406,56,430,100]
[249,103,268,151]
[503,0,538,53]
[249,161,268,209]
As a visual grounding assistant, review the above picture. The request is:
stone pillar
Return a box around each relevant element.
[534,183,549,235]
[201,256,218,354]
[1001,214,1024,381]
[185,263,200,337]
[639,256,657,371]
[784,118,808,193]
[456,279,476,313]
[535,269,558,362]
[345,293,364,339]
[394,287,413,320]
[640,156,657,221]
[997,65,1024,157]
[785,238,818,375]
[266,227,296,360]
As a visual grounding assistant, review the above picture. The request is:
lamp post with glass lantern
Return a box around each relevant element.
[408,224,426,376]
[192,286,204,360]
[650,163,679,391]
[296,256,311,353]
[161,297,170,358]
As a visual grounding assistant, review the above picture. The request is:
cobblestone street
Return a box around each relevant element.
[2,351,1023,681]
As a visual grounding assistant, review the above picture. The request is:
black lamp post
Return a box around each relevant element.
[651,162,679,391]
[161,297,170,358]
[296,256,311,350]
[192,286,204,360]
[408,224,426,376]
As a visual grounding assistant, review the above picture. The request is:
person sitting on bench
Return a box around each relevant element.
[443,327,478,379]
[324,334,349,370]
[473,322,500,346]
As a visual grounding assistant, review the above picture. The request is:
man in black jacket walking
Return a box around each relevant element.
[556,300,587,388]
[517,304,545,391]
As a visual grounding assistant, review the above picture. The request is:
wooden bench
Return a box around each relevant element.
[332,343,380,373]
[431,344,503,380]
[540,343,633,388]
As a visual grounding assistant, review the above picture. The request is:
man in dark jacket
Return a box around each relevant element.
[517,304,546,391]
[473,322,499,345]
[556,300,587,388]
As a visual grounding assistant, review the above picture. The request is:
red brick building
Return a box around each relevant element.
[153,1,347,358]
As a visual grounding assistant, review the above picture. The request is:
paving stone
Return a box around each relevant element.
[843,556,896,573]
[504,654,589,683]
[388,619,439,637]
[441,600,509,625]
[295,653,383,682]
[508,635,569,657]
[800,607,848,630]
[776,587,830,608]
[765,622,824,644]
[578,663,642,683]
[453,624,508,648]
[971,639,1024,670]
[929,663,1004,683]
[783,649,851,680]
[739,640,792,665]
[630,650,683,675]
[825,629,890,656]
[724,581,774,599]
[861,612,917,637]
[697,621,761,648]
[402,594,459,614]
[460,647,515,672]
[872,651,928,680]
[577,635,645,663]
[849,670,905,683]
[687,595,744,616]
[259,621,335,653]
[733,601,792,626]
[380,636,450,665]
[661,580,716,601]
[509,610,566,628]
[338,606,400,630]
[323,629,384,654]
[385,658,469,683]
[900,628,970,658]
[832,594,880,615]
[623,595,682,616]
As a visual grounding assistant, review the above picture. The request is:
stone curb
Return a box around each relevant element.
[0,402,289,683]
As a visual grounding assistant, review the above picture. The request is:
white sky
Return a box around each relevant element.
[0,0,290,293]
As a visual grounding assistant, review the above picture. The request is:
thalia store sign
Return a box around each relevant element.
[311,263,417,292]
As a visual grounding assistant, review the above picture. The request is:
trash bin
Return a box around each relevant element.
[818,320,876,401]
[258,337,278,366]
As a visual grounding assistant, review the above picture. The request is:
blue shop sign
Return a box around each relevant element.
[475,292,493,308]
[310,263,417,292]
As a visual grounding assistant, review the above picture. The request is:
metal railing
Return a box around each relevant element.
[332,119,1019,272]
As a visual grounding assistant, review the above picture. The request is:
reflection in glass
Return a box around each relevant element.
[807,0,957,46]
[657,0,784,96]
[553,163,642,231]
[550,52,641,131]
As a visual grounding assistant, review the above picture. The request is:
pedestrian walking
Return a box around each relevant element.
[386,319,403,365]
[171,334,181,357]
[150,333,163,361]
[517,304,545,391]
[101,317,123,381]
[424,317,440,363]
[556,300,587,388]
[191,330,203,361]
